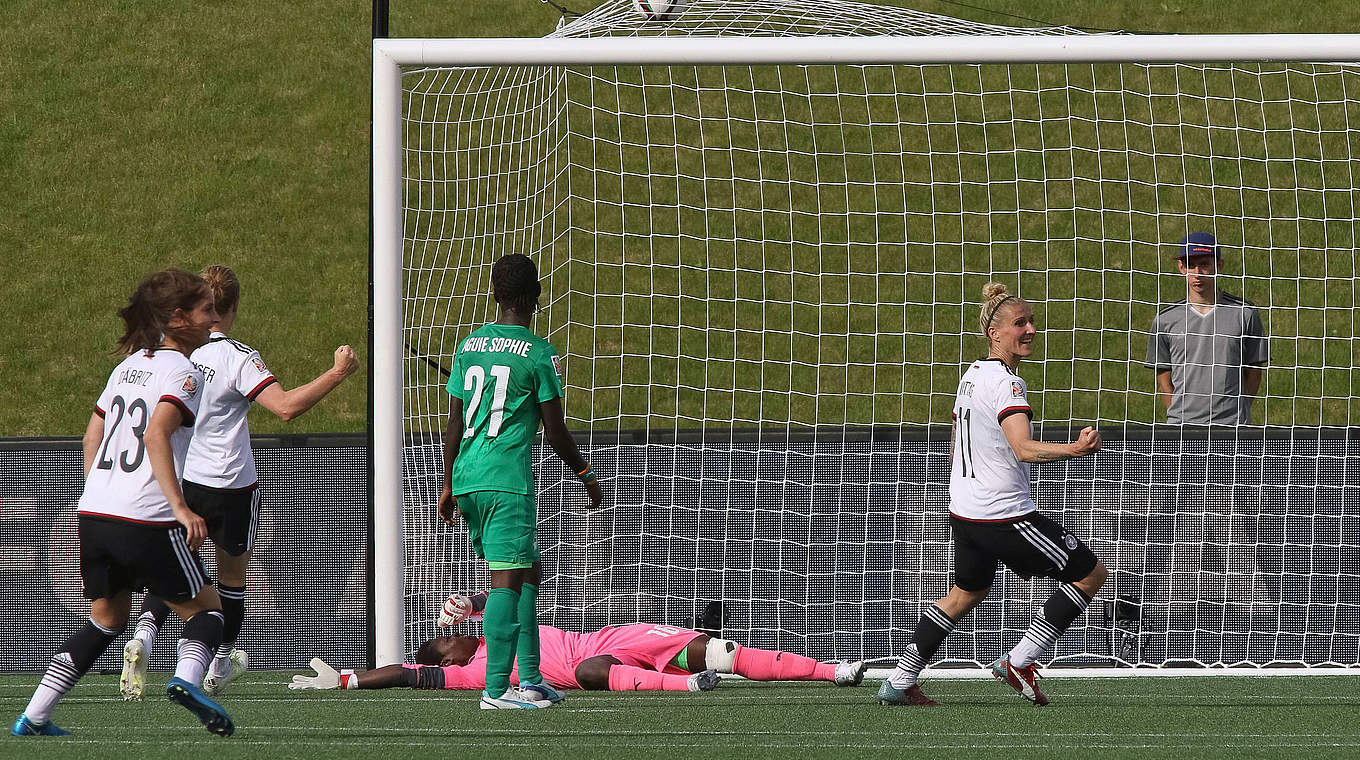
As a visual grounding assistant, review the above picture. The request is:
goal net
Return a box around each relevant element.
[376,0,1360,670]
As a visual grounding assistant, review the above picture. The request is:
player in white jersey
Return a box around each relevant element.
[13,269,234,738]
[120,265,359,700]
[879,282,1106,708]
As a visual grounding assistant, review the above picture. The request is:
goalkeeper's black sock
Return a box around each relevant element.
[889,604,956,688]
[24,619,120,723]
[1009,584,1092,667]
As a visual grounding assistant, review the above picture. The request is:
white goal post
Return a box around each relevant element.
[372,25,1360,670]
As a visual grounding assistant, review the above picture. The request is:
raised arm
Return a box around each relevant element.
[540,397,603,509]
[253,346,359,421]
[1000,415,1101,464]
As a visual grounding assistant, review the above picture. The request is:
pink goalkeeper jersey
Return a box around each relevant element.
[407,623,701,690]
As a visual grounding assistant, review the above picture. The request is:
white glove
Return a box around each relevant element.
[290,657,341,690]
[438,593,473,626]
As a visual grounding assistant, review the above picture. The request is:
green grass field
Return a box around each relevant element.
[4,674,1360,759]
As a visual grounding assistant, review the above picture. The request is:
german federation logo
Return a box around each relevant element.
[1011,381,1024,398]
[181,376,199,396]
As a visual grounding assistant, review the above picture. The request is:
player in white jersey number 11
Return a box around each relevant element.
[880,281,1105,709]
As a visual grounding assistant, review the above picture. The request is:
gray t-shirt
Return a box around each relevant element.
[1144,292,1268,425]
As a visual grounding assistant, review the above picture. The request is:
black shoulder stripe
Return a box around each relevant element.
[1156,300,1187,316]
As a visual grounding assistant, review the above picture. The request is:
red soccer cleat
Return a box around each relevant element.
[990,657,1048,706]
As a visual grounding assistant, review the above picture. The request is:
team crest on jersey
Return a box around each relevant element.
[1011,381,1024,398]
[1064,533,1079,551]
[551,355,562,377]
[181,375,199,396]
[251,356,267,374]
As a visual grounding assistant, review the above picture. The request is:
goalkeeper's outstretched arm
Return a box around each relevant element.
[289,658,473,691]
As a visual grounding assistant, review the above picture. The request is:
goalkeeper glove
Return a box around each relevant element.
[438,593,475,626]
[290,658,359,690]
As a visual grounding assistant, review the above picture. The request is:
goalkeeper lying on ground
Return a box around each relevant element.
[291,592,865,693]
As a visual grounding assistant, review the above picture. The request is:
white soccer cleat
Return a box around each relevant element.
[687,669,720,692]
[202,649,249,697]
[120,638,148,701]
[834,660,867,687]
[479,687,554,709]
[520,681,566,704]
[438,594,474,626]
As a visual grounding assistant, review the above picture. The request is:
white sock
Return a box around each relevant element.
[209,646,234,677]
[25,653,80,723]
[132,611,160,648]
[174,639,213,685]
[887,644,922,688]
[1008,639,1045,669]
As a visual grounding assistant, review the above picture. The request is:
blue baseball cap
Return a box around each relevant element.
[1178,232,1222,260]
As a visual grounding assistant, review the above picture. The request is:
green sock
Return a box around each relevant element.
[483,588,521,698]
[516,582,542,685]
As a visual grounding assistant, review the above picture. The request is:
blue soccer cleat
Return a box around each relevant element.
[520,681,566,704]
[11,714,70,737]
[877,679,940,706]
[166,677,235,736]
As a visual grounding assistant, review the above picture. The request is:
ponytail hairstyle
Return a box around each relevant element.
[200,264,240,317]
[978,281,1018,339]
[491,254,542,315]
[115,268,208,355]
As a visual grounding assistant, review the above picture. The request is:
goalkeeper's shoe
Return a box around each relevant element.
[834,660,867,687]
[990,657,1048,706]
[479,687,553,710]
[520,681,565,704]
[11,714,70,737]
[877,680,939,706]
[120,638,148,701]
[166,677,235,737]
[202,649,249,697]
[687,669,720,692]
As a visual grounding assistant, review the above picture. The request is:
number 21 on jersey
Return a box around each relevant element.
[462,365,511,438]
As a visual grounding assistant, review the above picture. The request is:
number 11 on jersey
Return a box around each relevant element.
[954,406,974,477]
[462,364,511,438]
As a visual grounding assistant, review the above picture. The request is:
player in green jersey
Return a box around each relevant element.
[437,253,603,710]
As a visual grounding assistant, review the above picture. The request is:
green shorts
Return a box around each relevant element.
[456,490,540,569]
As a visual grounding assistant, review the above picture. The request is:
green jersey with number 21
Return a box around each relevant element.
[447,323,564,496]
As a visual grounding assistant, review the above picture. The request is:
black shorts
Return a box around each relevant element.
[183,480,260,557]
[950,511,1099,592]
[79,514,212,603]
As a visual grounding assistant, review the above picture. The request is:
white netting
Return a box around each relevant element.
[396,0,1360,668]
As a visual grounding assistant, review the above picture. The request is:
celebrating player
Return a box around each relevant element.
[437,253,603,709]
[13,269,233,737]
[878,282,1106,708]
[290,596,865,693]
[120,265,360,701]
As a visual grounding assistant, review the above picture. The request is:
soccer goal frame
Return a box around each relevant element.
[371,33,1360,669]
